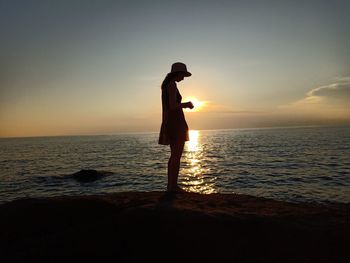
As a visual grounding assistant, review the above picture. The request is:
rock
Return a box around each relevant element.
[71,169,112,182]
[0,192,349,262]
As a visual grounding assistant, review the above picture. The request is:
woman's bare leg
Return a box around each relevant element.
[167,140,185,192]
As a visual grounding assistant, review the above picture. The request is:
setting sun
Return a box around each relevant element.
[184,97,206,112]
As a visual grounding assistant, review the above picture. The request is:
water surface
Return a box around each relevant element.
[1,126,349,204]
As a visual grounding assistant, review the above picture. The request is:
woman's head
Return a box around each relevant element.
[174,72,186,82]
[161,62,191,89]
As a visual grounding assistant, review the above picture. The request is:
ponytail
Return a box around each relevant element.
[161,72,179,90]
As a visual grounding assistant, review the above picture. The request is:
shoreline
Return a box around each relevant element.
[1,191,349,262]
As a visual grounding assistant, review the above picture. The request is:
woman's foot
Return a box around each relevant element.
[175,186,187,193]
[167,185,187,194]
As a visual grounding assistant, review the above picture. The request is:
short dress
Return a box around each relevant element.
[158,82,189,145]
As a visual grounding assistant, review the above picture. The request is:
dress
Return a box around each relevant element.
[158,82,189,145]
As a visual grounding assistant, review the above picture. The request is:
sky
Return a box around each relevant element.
[0,0,349,137]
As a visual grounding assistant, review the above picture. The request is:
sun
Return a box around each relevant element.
[184,97,206,112]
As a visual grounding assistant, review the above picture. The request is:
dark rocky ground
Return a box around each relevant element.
[1,191,349,262]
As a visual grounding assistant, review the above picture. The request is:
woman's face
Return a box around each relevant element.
[175,73,185,82]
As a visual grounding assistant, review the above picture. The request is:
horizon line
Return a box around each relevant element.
[1,124,349,139]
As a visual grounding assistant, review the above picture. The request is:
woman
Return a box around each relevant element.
[158,62,194,193]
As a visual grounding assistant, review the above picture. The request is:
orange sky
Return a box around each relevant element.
[1,1,349,137]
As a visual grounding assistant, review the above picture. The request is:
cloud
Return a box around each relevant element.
[306,78,350,99]
[189,78,350,130]
[278,77,350,120]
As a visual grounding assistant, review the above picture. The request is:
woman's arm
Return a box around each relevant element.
[168,82,194,110]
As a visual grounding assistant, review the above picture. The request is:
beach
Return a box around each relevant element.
[1,191,349,262]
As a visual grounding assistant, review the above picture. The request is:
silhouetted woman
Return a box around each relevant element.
[159,62,194,193]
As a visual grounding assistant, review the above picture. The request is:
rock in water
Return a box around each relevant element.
[71,169,111,182]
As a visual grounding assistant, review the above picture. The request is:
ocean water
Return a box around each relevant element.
[0,126,349,204]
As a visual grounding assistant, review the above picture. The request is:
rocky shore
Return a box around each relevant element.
[0,191,349,262]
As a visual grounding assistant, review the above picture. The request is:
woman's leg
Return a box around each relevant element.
[167,140,185,191]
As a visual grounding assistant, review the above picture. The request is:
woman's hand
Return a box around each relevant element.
[180,101,194,109]
[186,101,194,109]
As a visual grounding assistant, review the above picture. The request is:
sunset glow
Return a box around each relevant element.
[184,97,207,112]
[0,1,349,138]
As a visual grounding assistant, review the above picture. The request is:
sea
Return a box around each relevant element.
[0,126,349,204]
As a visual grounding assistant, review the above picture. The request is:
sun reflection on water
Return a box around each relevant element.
[188,130,199,152]
[181,130,217,194]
